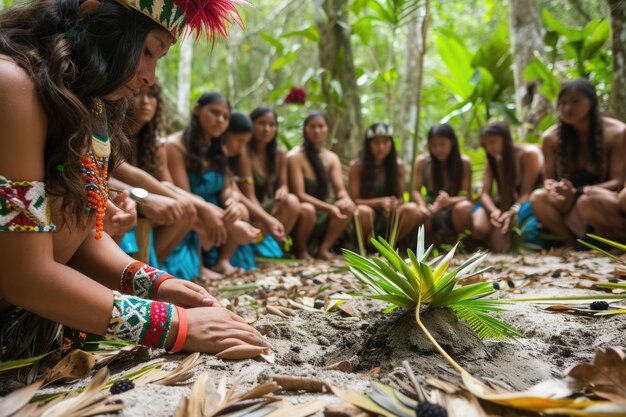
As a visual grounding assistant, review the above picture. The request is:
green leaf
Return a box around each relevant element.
[0,351,54,372]
[542,9,581,40]
[260,32,284,55]
[271,51,298,71]
[352,16,374,44]
[370,294,416,309]
[451,301,523,340]
[282,25,320,42]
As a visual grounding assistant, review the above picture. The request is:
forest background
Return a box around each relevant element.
[4,0,625,187]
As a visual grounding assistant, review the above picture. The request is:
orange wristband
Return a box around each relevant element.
[152,275,174,300]
[169,306,188,353]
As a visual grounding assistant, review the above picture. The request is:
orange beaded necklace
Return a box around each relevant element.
[81,131,110,239]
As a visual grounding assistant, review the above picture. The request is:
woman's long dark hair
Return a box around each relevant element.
[183,92,230,178]
[0,0,164,225]
[303,112,329,199]
[480,121,517,210]
[132,83,163,177]
[226,111,253,174]
[427,123,463,196]
[360,123,401,198]
[557,78,604,179]
[249,106,278,199]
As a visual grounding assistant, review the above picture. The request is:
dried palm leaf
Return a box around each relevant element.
[41,350,95,386]
[0,379,44,417]
[39,368,124,417]
[133,352,201,386]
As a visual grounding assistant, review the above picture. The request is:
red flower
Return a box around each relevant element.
[284,87,307,105]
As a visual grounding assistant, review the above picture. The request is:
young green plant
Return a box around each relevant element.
[342,226,522,374]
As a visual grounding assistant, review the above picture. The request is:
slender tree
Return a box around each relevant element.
[608,0,626,121]
[507,0,551,138]
[314,0,363,161]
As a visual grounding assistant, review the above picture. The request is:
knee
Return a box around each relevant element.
[472,221,491,240]
[279,193,300,212]
[358,205,374,219]
[529,189,547,210]
[619,188,626,211]
[453,200,472,217]
[300,202,316,220]
[576,195,593,218]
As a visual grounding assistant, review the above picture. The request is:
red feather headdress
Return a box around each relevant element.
[115,0,248,40]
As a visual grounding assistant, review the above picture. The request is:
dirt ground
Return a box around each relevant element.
[6,250,626,416]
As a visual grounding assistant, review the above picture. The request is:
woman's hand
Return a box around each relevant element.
[335,197,356,213]
[264,216,286,243]
[196,204,227,247]
[496,210,516,234]
[329,205,348,220]
[489,209,503,228]
[223,201,244,224]
[105,191,137,239]
[274,186,288,202]
[184,306,272,355]
[157,279,219,308]
[430,191,450,212]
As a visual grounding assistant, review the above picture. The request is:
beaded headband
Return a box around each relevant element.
[114,0,248,39]
[365,123,393,139]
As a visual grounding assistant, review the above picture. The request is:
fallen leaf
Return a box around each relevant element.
[568,347,626,402]
[272,375,330,393]
[322,360,353,373]
[41,350,95,386]
[0,379,43,417]
[266,305,289,319]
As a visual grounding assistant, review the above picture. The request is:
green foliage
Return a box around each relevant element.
[343,226,523,340]
[435,24,517,129]
[524,10,612,105]
[578,234,626,266]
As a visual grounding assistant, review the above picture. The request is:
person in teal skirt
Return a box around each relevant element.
[471,121,544,252]
[165,93,261,276]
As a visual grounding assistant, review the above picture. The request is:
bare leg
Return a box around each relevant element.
[577,190,626,241]
[530,189,577,247]
[271,193,300,235]
[396,202,425,241]
[451,200,472,234]
[471,207,493,243]
[357,205,374,241]
[318,210,353,260]
[292,202,315,260]
[154,215,194,264]
[487,228,509,253]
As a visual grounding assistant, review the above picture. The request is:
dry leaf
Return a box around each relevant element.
[134,353,201,386]
[41,350,95,386]
[266,305,289,319]
[216,345,268,360]
[322,360,353,373]
[568,347,626,402]
[273,306,296,316]
[0,379,44,417]
[272,375,330,393]
[263,399,326,417]
[324,403,370,417]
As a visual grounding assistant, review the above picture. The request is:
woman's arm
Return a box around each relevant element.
[411,157,428,208]
[479,162,498,214]
[164,138,192,192]
[517,147,542,204]
[541,129,558,181]
[274,150,290,199]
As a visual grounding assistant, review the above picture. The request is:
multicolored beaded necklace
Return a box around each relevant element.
[81,99,110,240]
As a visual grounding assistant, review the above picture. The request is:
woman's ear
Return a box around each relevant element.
[79,0,102,21]
[192,104,200,117]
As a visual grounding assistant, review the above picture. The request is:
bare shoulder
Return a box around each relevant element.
[349,158,361,169]
[286,145,304,160]
[414,154,428,167]
[323,148,341,165]
[541,124,558,148]
[0,56,47,179]
[460,154,472,167]
[602,116,626,143]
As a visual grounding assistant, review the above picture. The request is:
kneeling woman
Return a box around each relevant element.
[412,123,472,244]
[287,113,355,260]
[472,121,543,252]
[349,123,423,243]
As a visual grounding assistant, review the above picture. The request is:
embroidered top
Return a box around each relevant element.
[0,176,56,232]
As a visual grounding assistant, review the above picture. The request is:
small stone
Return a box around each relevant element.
[492,282,501,290]
[314,299,325,309]
[551,271,561,278]
[110,379,134,395]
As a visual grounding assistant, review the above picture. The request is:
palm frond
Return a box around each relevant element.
[578,234,626,266]
[450,300,523,340]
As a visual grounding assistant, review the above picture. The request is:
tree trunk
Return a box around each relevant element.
[507,0,552,139]
[403,0,429,194]
[608,0,626,121]
[177,37,193,116]
[314,0,363,162]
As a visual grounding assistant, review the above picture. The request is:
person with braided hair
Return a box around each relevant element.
[287,112,356,260]
[530,78,625,248]
[0,0,269,366]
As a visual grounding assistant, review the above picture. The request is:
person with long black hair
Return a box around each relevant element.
[530,78,625,247]
[412,123,472,244]
[287,112,355,260]
[243,107,315,258]
[165,93,261,276]
[349,123,423,242]
[472,121,543,252]
[0,0,268,363]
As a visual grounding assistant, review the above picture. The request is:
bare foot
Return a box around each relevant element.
[200,266,222,282]
[317,248,336,261]
[296,251,313,261]
[228,220,262,244]
[212,259,243,276]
